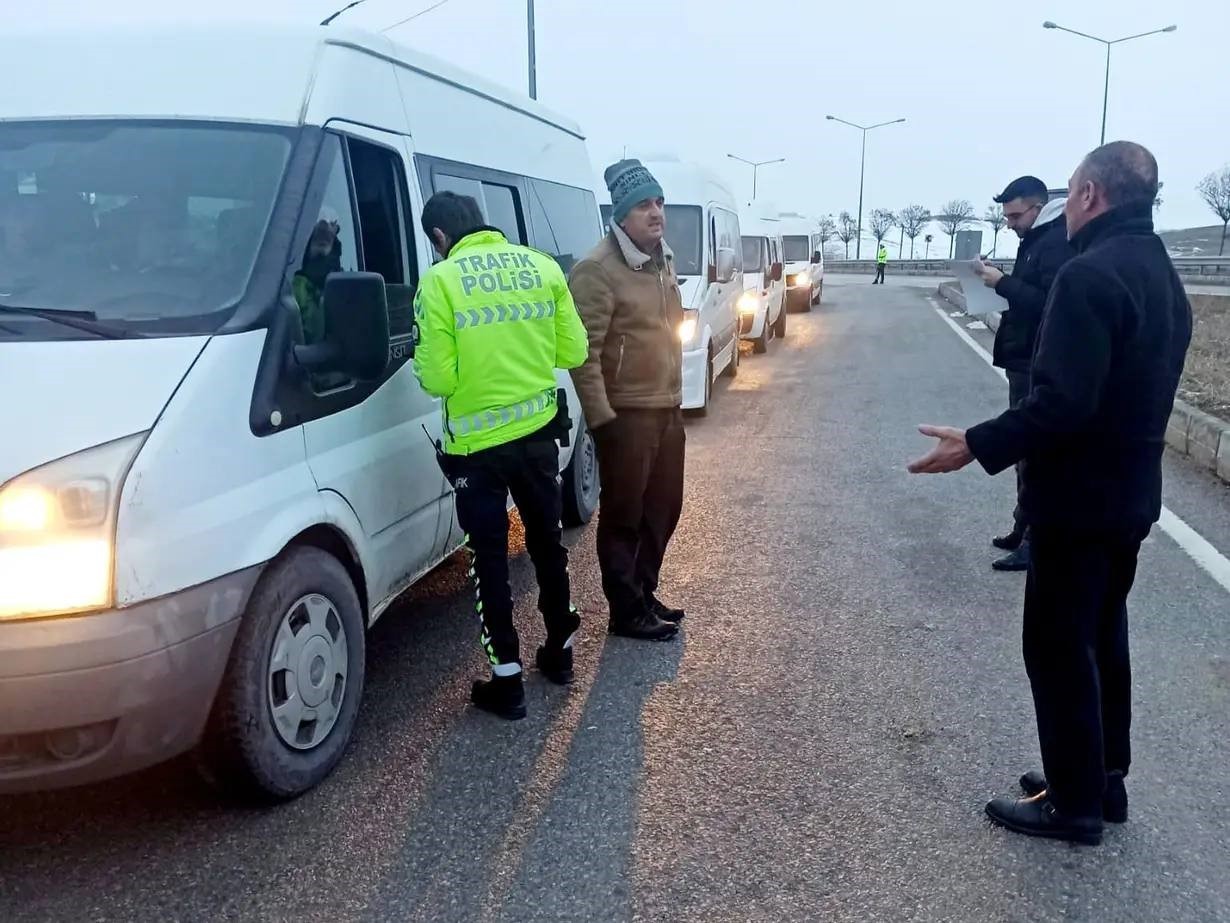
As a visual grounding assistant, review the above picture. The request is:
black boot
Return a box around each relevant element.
[535,645,574,686]
[985,793,1103,845]
[992,526,1025,551]
[1020,769,1128,823]
[647,595,685,624]
[470,673,527,720]
[609,607,679,641]
[992,539,1031,571]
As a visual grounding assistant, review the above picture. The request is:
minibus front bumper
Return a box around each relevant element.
[0,567,260,793]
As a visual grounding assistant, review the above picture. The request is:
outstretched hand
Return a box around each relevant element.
[908,425,974,474]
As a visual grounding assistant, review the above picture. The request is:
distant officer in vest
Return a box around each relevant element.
[874,243,889,284]
[413,191,590,720]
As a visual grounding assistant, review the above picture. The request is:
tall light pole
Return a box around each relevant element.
[527,0,537,99]
[824,116,904,259]
[726,154,785,200]
[1042,21,1177,144]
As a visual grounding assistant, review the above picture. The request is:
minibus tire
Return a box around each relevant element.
[752,323,769,354]
[562,416,600,526]
[724,337,740,378]
[772,301,787,339]
[198,546,366,802]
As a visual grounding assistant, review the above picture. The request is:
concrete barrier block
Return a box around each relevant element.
[1218,431,1230,484]
[1166,402,1192,454]
[1187,409,1224,472]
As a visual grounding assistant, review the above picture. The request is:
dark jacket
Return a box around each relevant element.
[967,202,1192,532]
[992,199,1074,373]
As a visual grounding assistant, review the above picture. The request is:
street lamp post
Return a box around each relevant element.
[824,115,905,259]
[727,154,785,200]
[1042,21,1177,144]
[527,0,537,99]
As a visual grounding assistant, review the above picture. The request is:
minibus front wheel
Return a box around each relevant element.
[198,546,366,801]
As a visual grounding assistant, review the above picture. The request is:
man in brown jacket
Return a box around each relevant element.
[569,159,685,641]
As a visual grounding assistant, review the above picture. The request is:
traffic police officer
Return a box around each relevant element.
[413,191,589,720]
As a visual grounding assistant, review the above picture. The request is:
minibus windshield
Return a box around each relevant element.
[663,205,702,276]
[741,236,763,272]
[0,121,293,339]
[783,235,810,263]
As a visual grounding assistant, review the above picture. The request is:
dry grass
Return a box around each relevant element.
[1179,294,1230,420]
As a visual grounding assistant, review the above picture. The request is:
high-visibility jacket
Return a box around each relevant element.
[413,229,589,455]
[876,246,889,264]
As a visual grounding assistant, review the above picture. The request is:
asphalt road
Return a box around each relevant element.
[3,280,1229,923]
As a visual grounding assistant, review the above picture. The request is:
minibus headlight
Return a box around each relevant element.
[678,311,699,346]
[0,433,145,620]
[794,271,811,288]
[737,291,759,315]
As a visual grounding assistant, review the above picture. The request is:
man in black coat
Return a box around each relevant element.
[975,176,1074,572]
[909,141,1192,846]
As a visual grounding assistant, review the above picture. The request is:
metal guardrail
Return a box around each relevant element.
[827,257,1230,285]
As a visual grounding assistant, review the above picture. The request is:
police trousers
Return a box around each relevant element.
[447,432,579,674]
[1023,524,1146,817]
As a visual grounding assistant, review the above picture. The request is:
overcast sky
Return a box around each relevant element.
[26,0,1230,251]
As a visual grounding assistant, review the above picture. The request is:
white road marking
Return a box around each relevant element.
[929,302,1230,594]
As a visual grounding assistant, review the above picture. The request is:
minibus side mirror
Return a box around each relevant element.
[771,262,783,282]
[294,272,390,382]
[715,248,736,284]
[811,251,822,265]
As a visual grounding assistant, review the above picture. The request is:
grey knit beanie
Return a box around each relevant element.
[604,159,664,224]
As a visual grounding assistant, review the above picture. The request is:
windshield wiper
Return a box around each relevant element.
[0,303,142,340]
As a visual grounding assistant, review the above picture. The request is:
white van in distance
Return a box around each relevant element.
[599,157,743,416]
[0,23,605,799]
[778,212,825,312]
[737,205,786,353]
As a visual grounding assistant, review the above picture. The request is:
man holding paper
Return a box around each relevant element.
[973,176,1073,571]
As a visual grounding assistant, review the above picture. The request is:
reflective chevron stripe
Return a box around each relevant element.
[453,390,556,436]
[453,300,556,330]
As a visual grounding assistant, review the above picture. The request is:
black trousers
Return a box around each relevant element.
[594,408,685,621]
[1006,370,1030,532]
[448,434,579,673]
[1023,525,1145,817]
[874,263,886,283]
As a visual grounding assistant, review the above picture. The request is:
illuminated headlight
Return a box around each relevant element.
[737,291,760,314]
[794,271,811,288]
[678,310,699,345]
[0,433,145,620]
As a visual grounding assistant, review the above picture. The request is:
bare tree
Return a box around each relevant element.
[898,205,930,259]
[937,199,976,258]
[1197,166,1230,256]
[868,208,895,249]
[984,204,1006,257]
[836,211,858,260]
[816,215,837,252]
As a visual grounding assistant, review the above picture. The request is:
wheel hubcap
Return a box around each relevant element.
[268,594,349,750]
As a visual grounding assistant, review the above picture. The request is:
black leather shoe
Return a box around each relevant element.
[1020,769,1128,824]
[992,527,1025,551]
[608,609,679,641]
[985,793,1103,845]
[471,674,527,720]
[535,645,574,686]
[647,596,685,624]
[992,540,1031,571]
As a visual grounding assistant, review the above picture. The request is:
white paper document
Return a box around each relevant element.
[949,260,1007,317]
